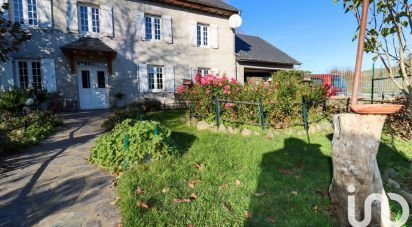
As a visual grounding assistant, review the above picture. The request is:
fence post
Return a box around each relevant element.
[258,98,265,129]
[124,134,129,150]
[215,95,220,128]
[302,97,309,132]
[371,62,375,104]
[189,101,192,118]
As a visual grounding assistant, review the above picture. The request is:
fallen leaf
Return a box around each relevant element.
[235,179,241,186]
[173,199,192,203]
[244,210,253,219]
[190,193,198,200]
[279,168,294,175]
[267,216,276,224]
[136,201,150,209]
[162,187,170,193]
[218,184,229,190]
[188,180,202,189]
[254,192,266,197]
[110,197,120,205]
[192,162,204,170]
[116,224,122,227]
[135,187,144,195]
[188,225,193,227]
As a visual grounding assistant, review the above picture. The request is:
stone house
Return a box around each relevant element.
[0,0,299,110]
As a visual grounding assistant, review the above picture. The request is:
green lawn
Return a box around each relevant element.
[117,111,411,226]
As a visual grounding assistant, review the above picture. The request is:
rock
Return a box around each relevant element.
[387,178,401,189]
[197,121,210,131]
[218,124,227,133]
[228,127,239,134]
[242,129,252,136]
[266,130,275,139]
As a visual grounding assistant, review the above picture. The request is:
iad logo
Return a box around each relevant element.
[347,185,410,227]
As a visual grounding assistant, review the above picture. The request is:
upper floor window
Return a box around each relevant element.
[13,0,25,24]
[79,4,100,33]
[13,0,38,25]
[145,15,161,41]
[16,60,42,89]
[147,65,164,90]
[197,24,209,47]
[27,0,38,25]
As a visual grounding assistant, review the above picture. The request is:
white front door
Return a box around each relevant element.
[78,67,109,109]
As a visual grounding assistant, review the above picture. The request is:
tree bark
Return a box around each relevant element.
[329,114,388,227]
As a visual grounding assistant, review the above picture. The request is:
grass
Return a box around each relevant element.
[117,111,411,226]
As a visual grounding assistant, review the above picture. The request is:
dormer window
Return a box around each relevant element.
[79,4,100,34]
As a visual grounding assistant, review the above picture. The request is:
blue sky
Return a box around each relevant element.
[228,0,375,73]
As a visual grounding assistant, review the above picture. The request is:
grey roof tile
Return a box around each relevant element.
[236,34,301,65]
[61,37,116,54]
[186,0,239,12]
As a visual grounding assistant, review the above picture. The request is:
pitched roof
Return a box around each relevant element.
[151,0,239,17]
[60,37,117,55]
[235,34,301,65]
[186,0,239,12]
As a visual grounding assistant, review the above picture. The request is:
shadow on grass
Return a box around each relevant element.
[171,131,197,155]
[245,138,333,226]
[245,135,410,226]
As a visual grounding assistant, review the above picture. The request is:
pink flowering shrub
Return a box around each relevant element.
[179,71,327,127]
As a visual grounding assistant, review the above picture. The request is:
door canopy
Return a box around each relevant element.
[61,38,117,75]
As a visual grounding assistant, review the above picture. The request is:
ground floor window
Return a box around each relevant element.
[16,60,42,89]
[197,67,210,76]
[148,65,164,90]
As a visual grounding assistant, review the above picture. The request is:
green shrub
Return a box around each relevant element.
[178,71,327,128]
[90,119,177,173]
[0,89,31,113]
[0,111,61,153]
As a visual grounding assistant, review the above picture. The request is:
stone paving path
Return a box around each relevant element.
[0,111,121,227]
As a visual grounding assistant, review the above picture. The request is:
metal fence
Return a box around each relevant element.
[309,65,410,100]
[189,96,328,133]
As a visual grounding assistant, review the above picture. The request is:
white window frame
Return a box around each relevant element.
[145,15,161,41]
[27,0,38,26]
[12,0,39,27]
[197,23,209,47]
[15,59,43,90]
[197,67,210,76]
[78,4,100,35]
[147,65,164,92]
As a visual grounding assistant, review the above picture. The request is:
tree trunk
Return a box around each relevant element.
[329,114,389,227]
